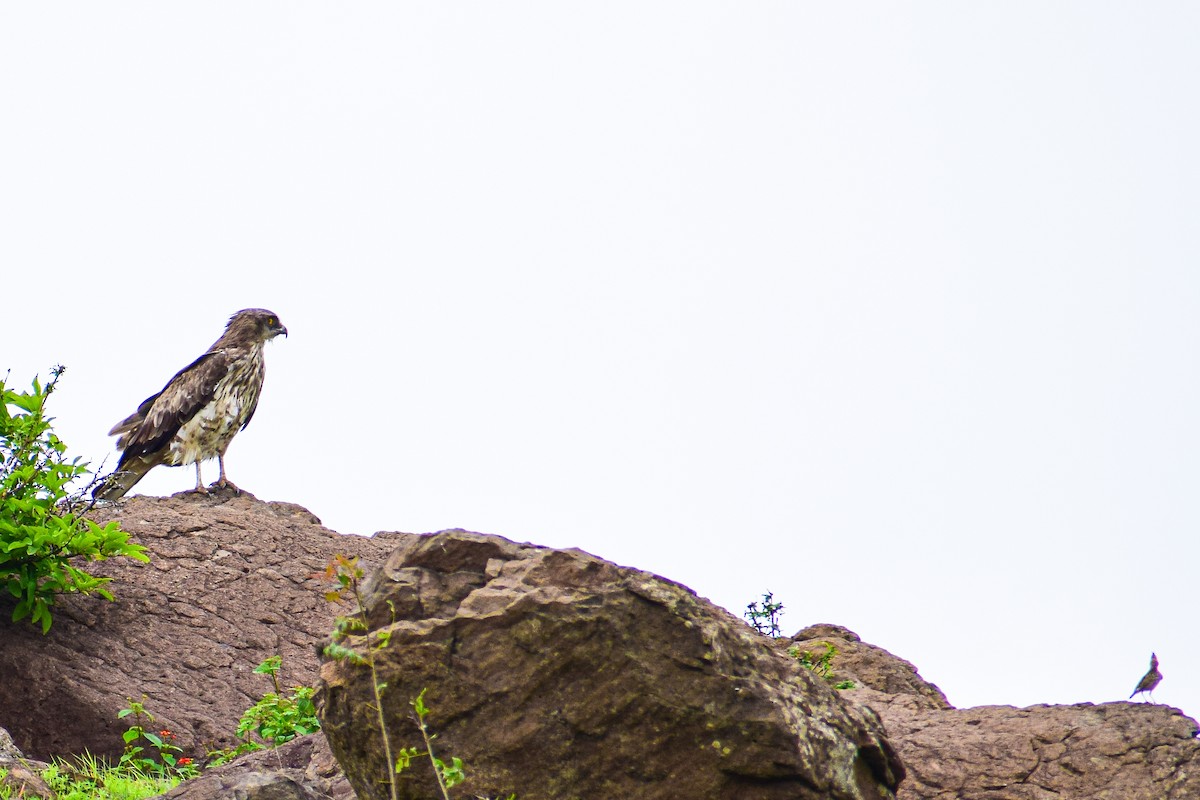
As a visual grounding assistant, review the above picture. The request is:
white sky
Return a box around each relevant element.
[3,4,1198,722]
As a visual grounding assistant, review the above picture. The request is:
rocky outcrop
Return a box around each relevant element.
[789,626,1200,800]
[0,491,400,761]
[316,530,905,800]
[884,701,1200,800]
[156,732,354,800]
[2,492,1197,800]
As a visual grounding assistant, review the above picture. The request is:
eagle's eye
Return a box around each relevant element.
[267,317,277,326]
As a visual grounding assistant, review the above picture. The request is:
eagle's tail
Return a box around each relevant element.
[93,455,157,501]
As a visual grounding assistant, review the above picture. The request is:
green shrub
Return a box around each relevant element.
[234,657,321,746]
[744,591,785,637]
[207,656,322,766]
[0,366,148,632]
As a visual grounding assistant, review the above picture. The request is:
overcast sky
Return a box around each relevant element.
[3,4,1198,722]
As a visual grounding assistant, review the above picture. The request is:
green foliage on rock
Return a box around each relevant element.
[789,641,857,690]
[235,657,321,747]
[0,366,148,632]
[208,656,323,767]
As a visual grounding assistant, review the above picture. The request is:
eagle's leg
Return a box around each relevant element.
[214,454,241,493]
[192,462,209,494]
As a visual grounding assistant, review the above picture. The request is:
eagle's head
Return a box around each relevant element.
[227,308,288,342]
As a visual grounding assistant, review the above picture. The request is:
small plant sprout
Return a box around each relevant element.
[116,699,198,779]
[788,641,856,690]
[411,689,466,796]
[323,554,402,800]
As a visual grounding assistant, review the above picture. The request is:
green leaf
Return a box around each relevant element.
[254,656,282,676]
[394,747,420,774]
[412,688,430,717]
[439,755,466,788]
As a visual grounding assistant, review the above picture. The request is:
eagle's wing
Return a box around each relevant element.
[118,350,233,459]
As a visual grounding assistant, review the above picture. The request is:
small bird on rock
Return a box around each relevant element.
[1130,652,1162,701]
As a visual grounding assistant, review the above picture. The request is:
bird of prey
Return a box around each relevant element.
[95,309,287,500]
[1130,652,1162,701]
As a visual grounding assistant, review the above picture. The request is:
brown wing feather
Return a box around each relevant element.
[117,351,232,462]
[107,394,158,438]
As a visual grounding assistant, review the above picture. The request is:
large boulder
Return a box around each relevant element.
[316,530,905,800]
[0,491,399,761]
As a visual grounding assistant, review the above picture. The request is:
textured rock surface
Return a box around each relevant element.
[0,725,50,777]
[788,624,951,715]
[0,727,22,762]
[317,530,905,800]
[157,732,354,800]
[792,626,1200,800]
[0,491,400,761]
[0,729,52,800]
[883,701,1200,800]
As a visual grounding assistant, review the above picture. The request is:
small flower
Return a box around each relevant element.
[177,757,193,766]
[160,729,174,739]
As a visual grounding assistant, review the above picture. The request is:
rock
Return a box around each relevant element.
[791,626,1200,799]
[0,762,53,799]
[0,727,23,762]
[5,490,1197,799]
[788,624,951,714]
[317,530,905,800]
[0,491,402,761]
[0,725,51,782]
[881,701,1200,800]
[156,732,355,800]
